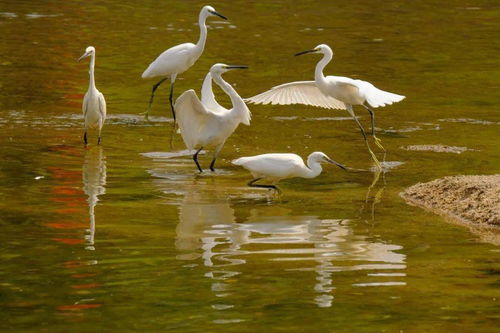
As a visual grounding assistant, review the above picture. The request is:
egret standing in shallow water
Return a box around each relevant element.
[246,44,405,169]
[142,5,227,120]
[175,63,251,172]
[79,46,106,145]
[232,152,346,192]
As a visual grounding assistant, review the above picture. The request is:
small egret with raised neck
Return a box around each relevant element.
[142,5,227,120]
[232,152,346,192]
[246,44,405,170]
[79,46,106,145]
[175,63,251,172]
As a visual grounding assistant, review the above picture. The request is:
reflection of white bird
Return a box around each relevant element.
[142,5,227,120]
[79,46,106,145]
[232,152,346,191]
[82,146,106,251]
[246,44,405,169]
[175,64,251,172]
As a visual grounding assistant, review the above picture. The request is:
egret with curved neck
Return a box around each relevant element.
[175,63,251,172]
[141,5,227,121]
[78,46,106,145]
[233,152,347,193]
[246,43,405,170]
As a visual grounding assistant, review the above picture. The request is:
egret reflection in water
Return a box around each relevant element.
[82,146,107,250]
[174,188,406,309]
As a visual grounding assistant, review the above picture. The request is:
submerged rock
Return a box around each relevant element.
[401,175,500,245]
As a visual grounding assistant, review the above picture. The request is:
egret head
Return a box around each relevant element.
[78,46,95,62]
[202,5,227,20]
[295,44,333,57]
[210,63,248,75]
[309,152,347,170]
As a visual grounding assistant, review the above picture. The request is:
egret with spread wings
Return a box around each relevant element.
[79,46,106,145]
[142,5,227,121]
[175,63,251,172]
[245,44,405,170]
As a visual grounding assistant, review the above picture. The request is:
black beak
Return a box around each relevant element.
[226,65,248,70]
[210,10,227,20]
[326,157,347,171]
[295,49,317,56]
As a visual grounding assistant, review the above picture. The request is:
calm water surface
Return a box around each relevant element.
[1,0,499,332]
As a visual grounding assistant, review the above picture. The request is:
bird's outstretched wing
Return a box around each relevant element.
[245,81,346,110]
[351,80,405,108]
[200,72,225,113]
[174,89,210,150]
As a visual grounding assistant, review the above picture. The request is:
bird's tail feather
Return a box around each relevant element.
[367,88,405,108]
[232,157,248,165]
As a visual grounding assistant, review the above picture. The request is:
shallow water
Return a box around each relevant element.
[1,0,499,332]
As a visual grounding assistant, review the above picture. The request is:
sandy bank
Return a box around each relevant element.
[401,175,500,245]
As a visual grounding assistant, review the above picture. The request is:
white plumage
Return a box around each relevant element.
[246,44,405,169]
[141,5,227,120]
[175,63,251,172]
[79,46,106,145]
[233,152,346,192]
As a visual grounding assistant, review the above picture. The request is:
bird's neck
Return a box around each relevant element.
[212,73,242,107]
[195,13,208,54]
[302,156,323,178]
[211,73,251,124]
[88,54,96,91]
[314,50,333,85]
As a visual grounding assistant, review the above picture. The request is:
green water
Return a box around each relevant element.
[1,0,499,332]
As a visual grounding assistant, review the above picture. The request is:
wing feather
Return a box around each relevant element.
[351,80,405,108]
[245,81,346,110]
[174,89,210,150]
[98,93,106,120]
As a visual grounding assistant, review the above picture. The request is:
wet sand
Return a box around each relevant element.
[401,175,500,245]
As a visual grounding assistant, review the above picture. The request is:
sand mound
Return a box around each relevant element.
[401,175,500,245]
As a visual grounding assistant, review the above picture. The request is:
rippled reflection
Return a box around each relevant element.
[146,155,406,309]
[82,146,106,250]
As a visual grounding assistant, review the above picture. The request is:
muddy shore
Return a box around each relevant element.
[401,175,500,245]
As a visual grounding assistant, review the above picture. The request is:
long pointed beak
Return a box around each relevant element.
[210,10,227,20]
[326,157,347,170]
[226,65,248,70]
[78,52,90,62]
[295,49,317,56]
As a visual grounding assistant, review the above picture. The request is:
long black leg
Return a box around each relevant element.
[144,77,167,119]
[83,131,88,145]
[193,147,203,173]
[248,178,280,192]
[209,144,224,172]
[347,105,381,169]
[209,159,216,172]
[362,104,385,151]
[169,81,176,122]
[362,105,376,136]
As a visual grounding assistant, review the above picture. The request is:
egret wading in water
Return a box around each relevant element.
[232,152,346,192]
[142,5,227,121]
[246,44,405,170]
[175,63,251,172]
[79,46,106,145]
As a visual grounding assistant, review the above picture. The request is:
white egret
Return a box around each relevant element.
[142,5,227,120]
[175,63,251,172]
[245,44,405,169]
[232,152,346,192]
[79,46,106,145]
